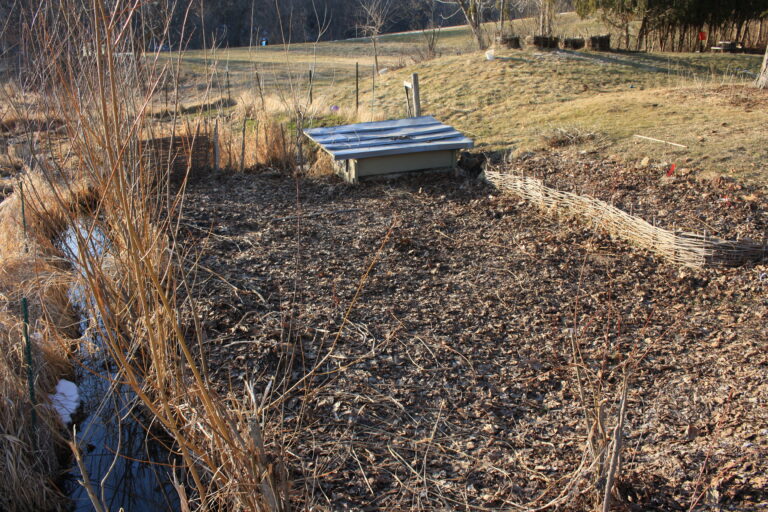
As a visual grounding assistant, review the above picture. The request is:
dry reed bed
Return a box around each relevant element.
[0,3,292,508]
[0,173,94,511]
[485,170,767,267]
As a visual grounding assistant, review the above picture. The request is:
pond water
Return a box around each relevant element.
[59,222,181,512]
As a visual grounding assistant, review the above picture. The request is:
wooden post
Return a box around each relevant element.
[411,73,421,117]
[404,84,412,116]
[308,68,314,104]
[226,67,231,103]
[355,62,359,115]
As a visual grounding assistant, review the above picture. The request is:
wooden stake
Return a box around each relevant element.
[308,68,314,104]
[411,73,421,117]
[633,134,687,148]
[404,84,412,116]
[226,66,231,103]
[371,64,376,120]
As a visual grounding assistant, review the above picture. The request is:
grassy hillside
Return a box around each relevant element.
[172,12,766,184]
[347,49,766,182]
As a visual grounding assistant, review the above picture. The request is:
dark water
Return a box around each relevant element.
[60,223,181,512]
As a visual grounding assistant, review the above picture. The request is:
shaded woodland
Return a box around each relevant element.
[1,1,765,53]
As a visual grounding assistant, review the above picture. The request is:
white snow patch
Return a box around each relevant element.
[50,379,79,424]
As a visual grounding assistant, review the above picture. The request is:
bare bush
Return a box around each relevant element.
[543,126,602,147]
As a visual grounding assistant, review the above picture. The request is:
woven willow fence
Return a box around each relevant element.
[142,134,213,184]
[486,170,767,268]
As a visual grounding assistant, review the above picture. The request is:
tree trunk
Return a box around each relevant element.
[459,1,486,50]
[498,0,507,35]
[624,22,630,50]
[757,44,768,89]
[538,0,553,37]
[636,16,647,51]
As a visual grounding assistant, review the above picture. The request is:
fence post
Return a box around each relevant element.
[226,65,231,103]
[355,62,359,116]
[411,73,421,117]
[308,68,314,105]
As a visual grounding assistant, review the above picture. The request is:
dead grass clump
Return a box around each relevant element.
[0,316,67,511]
[306,147,336,178]
[232,91,288,118]
[0,183,83,511]
[543,126,601,147]
[255,118,295,172]
[214,114,298,173]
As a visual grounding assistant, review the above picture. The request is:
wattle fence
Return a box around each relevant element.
[486,170,767,268]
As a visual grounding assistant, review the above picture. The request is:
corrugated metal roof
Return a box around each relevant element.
[304,116,474,160]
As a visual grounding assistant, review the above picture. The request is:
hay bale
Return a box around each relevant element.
[587,34,611,51]
[496,34,521,49]
[562,37,585,50]
[529,35,560,49]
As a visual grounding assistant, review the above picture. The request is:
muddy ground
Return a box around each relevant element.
[180,164,767,511]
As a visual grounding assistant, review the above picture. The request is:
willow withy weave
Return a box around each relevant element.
[486,170,767,268]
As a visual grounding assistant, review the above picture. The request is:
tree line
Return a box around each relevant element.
[575,0,768,51]
[1,0,765,54]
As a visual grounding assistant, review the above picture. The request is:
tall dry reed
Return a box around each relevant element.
[2,1,289,510]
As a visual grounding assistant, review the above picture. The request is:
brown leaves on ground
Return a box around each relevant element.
[179,163,767,511]
[507,150,768,242]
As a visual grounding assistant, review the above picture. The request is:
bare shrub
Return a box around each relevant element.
[306,147,337,178]
[543,126,602,147]
[1,1,291,510]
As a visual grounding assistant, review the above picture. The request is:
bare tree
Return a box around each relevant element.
[419,0,442,59]
[359,0,394,73]
[452,0,490,50]
[497,0,508,34]
[537,0,555,36]
[757,44,768,89]
[512,0,556,36]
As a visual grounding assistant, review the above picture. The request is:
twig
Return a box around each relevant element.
[70,426,106,512]
[602,371,630,512]
[271,208,360,222]
[633,134,687,148]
